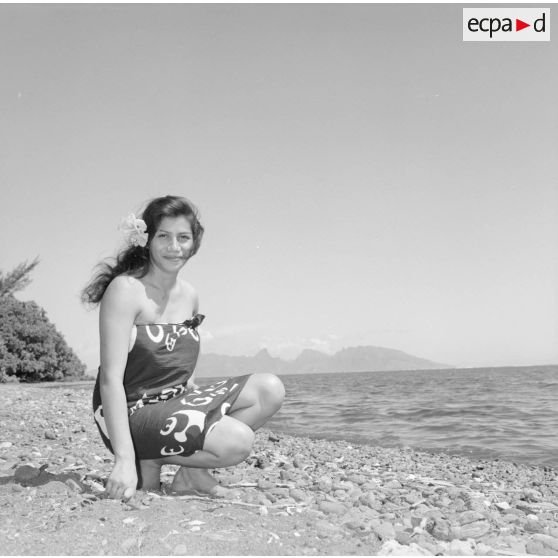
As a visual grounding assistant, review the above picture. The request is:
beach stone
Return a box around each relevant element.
[447,539,476,555]
[414,534,442,555]
[0,441,13,449]
[458,511,486,525]
[269,487,290,498]
[452,498,468,512]
[292,457,305,468]
[315,519,339,538]
[348,474,366,485]
[359,491,376,507]
[455,520,491,539]
[385,479,402,490]
[120,537,137,553]
[44,430,56,440]
[394,527,413,545]
[475,542,495,555]
[280,469,294,482]
[523,488,543,502]
[319,500,346,515]
[256,478,274,490]
[526,541,558,555]
[378,540,432,556]
[41,481,70,495]
[501,513,521,524]
[371,520,396,541]
[429,518,453,542]
[173,544,188,555]
[403,491,423,505]
[516,502,540,515]
[289,488,307,502]
[533,535,558,552]
[495,501,510,510]
[525,518,544,533]
[65,478,83,493]
[14,465,40,483]
[316,476,333,493]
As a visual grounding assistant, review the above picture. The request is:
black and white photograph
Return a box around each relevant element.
[0,2,556,556]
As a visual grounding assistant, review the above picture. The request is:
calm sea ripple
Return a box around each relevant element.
[265,365,558,468]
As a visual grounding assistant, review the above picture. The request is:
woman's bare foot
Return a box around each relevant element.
[170,467,240,499]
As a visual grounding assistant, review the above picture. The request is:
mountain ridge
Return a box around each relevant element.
[195,344,451,377]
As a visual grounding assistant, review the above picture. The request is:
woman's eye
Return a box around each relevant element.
[179,236,191,242]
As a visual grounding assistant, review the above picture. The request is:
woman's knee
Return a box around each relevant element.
[206,417,255,464]
[252,373,285,412]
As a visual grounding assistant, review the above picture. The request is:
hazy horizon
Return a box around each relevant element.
[2,4,556,372]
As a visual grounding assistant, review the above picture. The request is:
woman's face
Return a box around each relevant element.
[149,216,195,273]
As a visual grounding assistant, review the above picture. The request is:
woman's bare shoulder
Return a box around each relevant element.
[105,274,145,294]
[101,275,145,311]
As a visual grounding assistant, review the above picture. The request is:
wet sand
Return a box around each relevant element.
[1,383,557,555]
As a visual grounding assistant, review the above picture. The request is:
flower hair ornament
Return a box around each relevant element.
[118,213,148,247]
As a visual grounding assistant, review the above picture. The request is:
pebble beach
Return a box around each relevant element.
[1,383,558,556]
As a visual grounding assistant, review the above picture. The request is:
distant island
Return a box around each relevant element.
[195,345,451,378]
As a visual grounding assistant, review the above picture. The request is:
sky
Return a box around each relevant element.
[1,4,556,372]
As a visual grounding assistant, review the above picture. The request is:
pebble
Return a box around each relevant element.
[3,385,558,556]
[0,441,13,449]
[256,478,274,490]
[44,430,56,440]
[120,537,137,553]
[379,540,432,556]
[289,488,307,502]
[525,518,544,533]
[526,541,558,555]
[319,501,346,515]
[394,527,413,545]
[447,539,476,555]
[533,534,558,552]
[41,481,70,495]
[458,511,486,525]
[315,519,339,538]
[315,475,333,492]
[494,501,510,510]
[371,519,396,541]
[455,520,491,539]
[429,518,453,542]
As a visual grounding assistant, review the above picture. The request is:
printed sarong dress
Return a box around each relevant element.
[92,314,250,460]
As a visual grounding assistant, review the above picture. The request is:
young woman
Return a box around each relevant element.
[82,195,285,501]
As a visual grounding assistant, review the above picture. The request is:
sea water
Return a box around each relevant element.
[265,365,558,468]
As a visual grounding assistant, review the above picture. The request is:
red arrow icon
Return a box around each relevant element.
[516,19,530,31]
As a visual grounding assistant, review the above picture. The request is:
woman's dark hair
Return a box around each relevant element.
[81,195,204,306]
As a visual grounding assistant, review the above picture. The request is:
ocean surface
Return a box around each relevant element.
[264,365,558,469]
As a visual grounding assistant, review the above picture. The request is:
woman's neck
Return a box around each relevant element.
[143,268,180,294]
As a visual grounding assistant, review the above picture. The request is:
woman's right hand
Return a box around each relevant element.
[105,458,137,501]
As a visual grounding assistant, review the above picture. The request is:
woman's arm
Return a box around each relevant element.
[99,276,140,500]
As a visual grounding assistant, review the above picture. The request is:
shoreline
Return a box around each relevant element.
[1,385,558,555]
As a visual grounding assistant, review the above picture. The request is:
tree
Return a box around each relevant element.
[0,257,40,297]
[0,260,86,382]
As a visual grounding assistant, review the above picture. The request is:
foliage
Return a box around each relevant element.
[0,258,40,297]
[0,260,86,383]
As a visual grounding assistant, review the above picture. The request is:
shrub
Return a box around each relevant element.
[0,259,86,383]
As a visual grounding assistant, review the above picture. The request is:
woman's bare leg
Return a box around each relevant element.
[139,414,255,492]
[228,373,285,429]
[140,374,285,493]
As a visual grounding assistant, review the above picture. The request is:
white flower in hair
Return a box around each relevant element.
[118,213,148,247]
